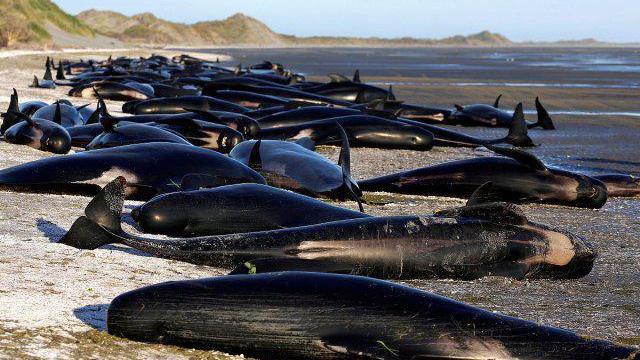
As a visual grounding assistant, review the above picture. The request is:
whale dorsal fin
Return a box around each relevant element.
[43,62,53,81]
[53,102,62,125]
[435,202,528,225]
[493,94,502,108]
[485,144,547,171]
[505,103,535,147]
[354,89,365,104]
[328,73,350,83]
[1,92,23,133]
[535,97,556,130]
[56,61,66,80]
[248,140,262,171]
[336,122,364,213]
[31,76,39,88]
[454,104,463,112]
[386,85,396,101]
[7,89,18,113]
[352,69,361,83]
[92,87,109,117]
[85,103,101,125]
[99,112,119,131]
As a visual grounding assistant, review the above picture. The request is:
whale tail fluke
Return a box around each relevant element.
[534,97,556,130]
[336,122,364,212]
[505,103,536,147]
[58,177,126,249]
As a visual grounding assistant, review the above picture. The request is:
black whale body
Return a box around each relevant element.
[0,143,265,199]
[359,146,608,208]
[131,183,369,236]
[60,177,596,280]
[106,272,639,360]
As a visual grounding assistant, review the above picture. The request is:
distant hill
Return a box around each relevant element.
[77,9,513,47]
[77,10,287,46]
[0,1,624,49]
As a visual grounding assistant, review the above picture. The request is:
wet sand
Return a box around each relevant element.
[0,49,638,359]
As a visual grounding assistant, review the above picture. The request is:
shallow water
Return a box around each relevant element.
[175,47,640,86]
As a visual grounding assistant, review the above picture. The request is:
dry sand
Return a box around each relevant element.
[0,50,637,359]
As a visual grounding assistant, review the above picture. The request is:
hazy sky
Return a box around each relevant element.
[56,0,640,42]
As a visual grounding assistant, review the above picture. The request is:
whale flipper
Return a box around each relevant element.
[535,97,556,130]
[485,144,547,171]
[467,182,502,206]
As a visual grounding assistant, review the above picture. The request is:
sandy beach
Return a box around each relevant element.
[0,48,638,359]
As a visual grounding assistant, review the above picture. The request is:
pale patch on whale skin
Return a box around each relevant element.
[521,225,576,266]
[79,167,142,195]
[291,129,315,140]
[421,335,517,360]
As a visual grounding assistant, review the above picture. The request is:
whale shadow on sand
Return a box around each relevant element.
[74,304,108,331]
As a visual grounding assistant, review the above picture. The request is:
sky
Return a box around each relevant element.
[55,0,640,42]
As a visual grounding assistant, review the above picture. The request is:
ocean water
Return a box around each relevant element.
[175,47,640,86]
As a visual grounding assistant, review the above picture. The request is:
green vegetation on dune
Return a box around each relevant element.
[0,0,94,47]
[77,9,513,47]
[0,1,614,48]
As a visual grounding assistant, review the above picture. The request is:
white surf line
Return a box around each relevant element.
[522,110,640,117]
[0,48,140,59]
[371,81,640,89]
